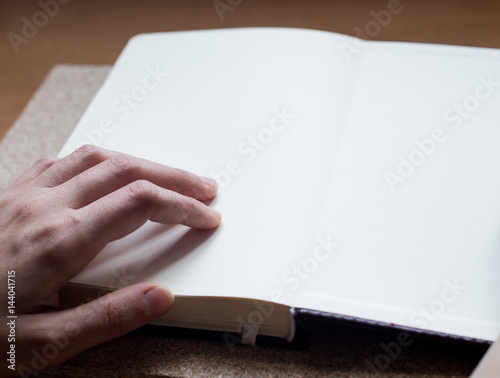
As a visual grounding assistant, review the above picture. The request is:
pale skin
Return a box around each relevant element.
[0,145,221,376]
[0,145,497,376]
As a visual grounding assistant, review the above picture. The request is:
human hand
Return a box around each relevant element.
[0,145,221,376]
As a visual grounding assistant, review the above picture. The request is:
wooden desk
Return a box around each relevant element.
[1,0,500,141]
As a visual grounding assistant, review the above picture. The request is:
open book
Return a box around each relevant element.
[58,28,500,345]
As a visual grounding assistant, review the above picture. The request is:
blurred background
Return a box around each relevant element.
[1,0,499,142]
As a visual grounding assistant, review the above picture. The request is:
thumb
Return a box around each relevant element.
[17,283,174,371]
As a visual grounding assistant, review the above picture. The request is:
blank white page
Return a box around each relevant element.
[304,41,500,341]
[61,28,358,301]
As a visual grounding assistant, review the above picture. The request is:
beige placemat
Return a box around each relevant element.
[0,65,487,377]
[0,65,111,192]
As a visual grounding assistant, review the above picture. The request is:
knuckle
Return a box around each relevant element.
[101,297,123,333]
[182,197,199,214]
[173,167,190,181]
[171,168,202,196]
[33,221,68,254]
[34,155,58,169]
[32,212,81,265]
[74,144,106,162]
[105,154,135,175]
[12,195,45,221]
[75,144,99,156]
[173,168,196,186]
[15,201,36,220]
[126,180,157,206]
[179,197,200,224]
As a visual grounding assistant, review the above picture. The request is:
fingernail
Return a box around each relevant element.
[144,286,175,317]
[210,207,222,218]
[200,176,218,189]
